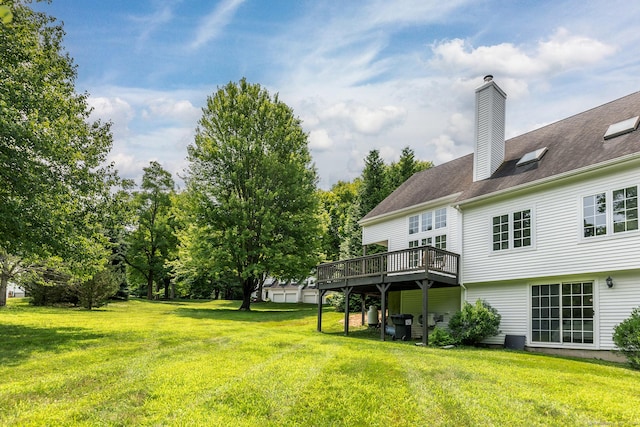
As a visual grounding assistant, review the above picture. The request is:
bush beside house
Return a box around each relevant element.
[613,307,640,369]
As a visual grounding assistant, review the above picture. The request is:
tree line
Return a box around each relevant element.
[0,1,431,310]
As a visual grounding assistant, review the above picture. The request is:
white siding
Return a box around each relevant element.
[465,273,640,350]
[363,205,460,254]
[465,282,529,345]
[463,166,640,350]
[463,166,640,283]
[599,271,640,349]
[474,81,506,182]
[362,215,405,251]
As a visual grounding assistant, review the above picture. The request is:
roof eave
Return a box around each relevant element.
[457,152,640,208]
[359,192,463,227]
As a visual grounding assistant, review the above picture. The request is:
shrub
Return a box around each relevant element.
[73,268,120,309]
[20,268,78,306]
[448,299,501,346]
[613,307,640,369]
[329,292,379,313]
[429,326,456,347]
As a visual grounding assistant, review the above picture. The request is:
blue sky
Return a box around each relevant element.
[31,0,640,189]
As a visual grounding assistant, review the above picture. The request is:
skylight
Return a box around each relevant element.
[604,116,640,140]
[517,147,548,167]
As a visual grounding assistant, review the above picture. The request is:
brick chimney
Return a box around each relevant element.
[473,75,507,182]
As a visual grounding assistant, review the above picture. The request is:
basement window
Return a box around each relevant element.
[516,147,548,167]
[604,115,640,140]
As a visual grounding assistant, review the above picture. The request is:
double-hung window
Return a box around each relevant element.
[435,208,447,229]
[583,186,638,238]
[421,212,433,232]
[583,193,607,237]
[613,186,638,233]
[492,209,532,251]
[409,215,419,235]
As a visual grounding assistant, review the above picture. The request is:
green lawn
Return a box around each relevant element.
[1,299,639,426]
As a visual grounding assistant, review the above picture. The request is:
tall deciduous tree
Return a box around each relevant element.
[186,78,322,311]
[0,1,115,305]
[125,162,176,300]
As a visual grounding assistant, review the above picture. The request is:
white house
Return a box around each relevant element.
[6,283,26,298]
[317,76,640,358]
[262,277,331,304]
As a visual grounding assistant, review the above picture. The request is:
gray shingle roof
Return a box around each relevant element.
[362,90,640,221]
[362,154,472,221]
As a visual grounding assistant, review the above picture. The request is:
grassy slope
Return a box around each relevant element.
[0,298,639,426]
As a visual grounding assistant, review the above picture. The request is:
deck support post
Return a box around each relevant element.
[417,280,434,346]
[343,286,353,336]
[317,289,328,332]
[376,283,391,341]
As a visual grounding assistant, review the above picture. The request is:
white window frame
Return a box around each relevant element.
[421,212,433,232]
[435,208,447,229]
[490,208,534,252]
[408,215,419,235]
[530,281,595,346]
[407,208,448,249]
[582,184,639,240]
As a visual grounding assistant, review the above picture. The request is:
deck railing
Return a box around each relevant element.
[317,246,459,284]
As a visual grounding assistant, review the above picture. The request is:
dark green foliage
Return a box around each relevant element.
[448,300,501,346]
[186,78,322,310]
[73,268,120,309]
[613,307,640,369]
[318,180,359,261]
[20,267,77,306]
[358,150,388,218]
[20,264,120,309]
[111,282,130,301]
[0,0,115,265]
[337,147,432,260]
[386,146,433,191]
[329,292,380,313]
[125,161,176,300]
[429,326,457,347]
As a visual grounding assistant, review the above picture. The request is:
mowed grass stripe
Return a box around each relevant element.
[2,299,640,426]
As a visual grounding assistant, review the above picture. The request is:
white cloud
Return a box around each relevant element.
[141,98,201,123]
[308,129,333,152]
[87,97,134,138]
[430,134,467,164]
[190,0,246,50]
[379,145,397,163]
[430,29,616,79]
[321,102,407,135]
[68,1,634,190]
[537,28,616,71]
[131,4,174,49]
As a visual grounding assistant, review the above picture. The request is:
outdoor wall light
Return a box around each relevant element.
[606,276,614,288]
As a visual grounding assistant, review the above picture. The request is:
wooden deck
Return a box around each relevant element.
[315,246,460,345]
[317,245,460,291]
